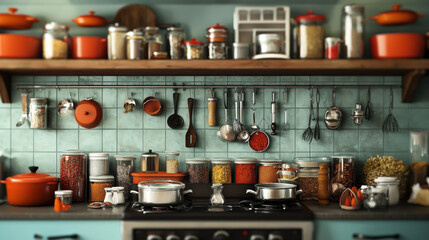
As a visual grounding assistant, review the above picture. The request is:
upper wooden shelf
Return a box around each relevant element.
[0,59,428,103]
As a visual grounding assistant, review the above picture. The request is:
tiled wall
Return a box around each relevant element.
[1,75,429,185]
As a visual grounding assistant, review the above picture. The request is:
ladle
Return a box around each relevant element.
[217,90,235,142]
[237,91,250,142]
[324,89,343,130]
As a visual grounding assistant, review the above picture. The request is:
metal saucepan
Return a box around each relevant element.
[246,183,302,201]
[130,179,192,206]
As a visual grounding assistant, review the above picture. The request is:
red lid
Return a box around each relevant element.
[295,10,326,23]
[207,23,227,30]
[184,38,204,46]
[75,98,102,129]
[8,166,57,183]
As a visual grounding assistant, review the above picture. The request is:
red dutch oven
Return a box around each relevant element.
[75,98,103,129]
[0,33,41,58]
[71,36,107,59]
[0,166,58,206]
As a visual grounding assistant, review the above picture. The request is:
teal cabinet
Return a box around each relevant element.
[315,220,429,240]
[0,220,121,240]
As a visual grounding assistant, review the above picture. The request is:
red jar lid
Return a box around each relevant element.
[184,38,204,46]
[295,10,326,23]
[207,22,227,31]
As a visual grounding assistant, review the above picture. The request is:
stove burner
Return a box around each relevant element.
[239,200,303,212]
[130,200,192,214]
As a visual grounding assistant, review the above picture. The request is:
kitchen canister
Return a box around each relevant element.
[295,10,326,59]
[233,42,250,59]
[375,176,400,206]
[141,150,159,172]
[89,175,114,202]
[107,23,127,60]
[115,155,135,200]
[126,29,144,60]
[342,4,365,58]
[89,152,109,176]
[60,150,86,202]
[29,98,47,129]
[43,22,69,59]
[166,27,185,59]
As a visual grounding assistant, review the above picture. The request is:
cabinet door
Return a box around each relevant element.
[0,220,121,240]
[315,220,429,240]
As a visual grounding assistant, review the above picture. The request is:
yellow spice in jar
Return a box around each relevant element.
[212,164,232,184]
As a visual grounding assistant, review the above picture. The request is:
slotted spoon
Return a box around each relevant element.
[302,89,314,143]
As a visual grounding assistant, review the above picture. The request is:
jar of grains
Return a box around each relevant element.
[331,156,355,201]
[295,10,326,59]
[60,150,87,202]
[295,157,331,200]
[115,155,135,200]
[89,175,114,202]
[165,151,180,174]
[184,38,205,59]
[211,158,232,184]
[234,158,257,184]
[258,159,282,183]
[55,190,73,205]
[186,158,209,184]
[29,98,47,129]
[107,23,128,60]
[89,152,109,176]
[43,22,69,59]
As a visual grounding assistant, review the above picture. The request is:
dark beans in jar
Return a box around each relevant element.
[333,162,354,188]
[187,165,209,183]
[298,177,318,200]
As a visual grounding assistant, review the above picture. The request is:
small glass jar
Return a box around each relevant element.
[166,27,185,59]
[126,29,144,60]
[332,156,355,188]
[295,10,326,59]
[235,158,257,184]
[141,150,159,172]
[55,190,72,205]
[277,163,298,180]
[186,158,209,184]
[258,159,282,183]
[115,155,135,200]
[43,22,69,59]
[29,98,47,129]
[89,175,114,202]
[325,37,342,59]
[342,4,365,58]
[165,151,180,174]
[364,185,389,211]
[60,150,86,202]
[108,23,128,60]
[375,177,400,206]
[144,26,162,59]
[111,186,125,205]
[211,158,232,184]
[184,38,205,59]
[89,152,109,176]
[104,187,113,203]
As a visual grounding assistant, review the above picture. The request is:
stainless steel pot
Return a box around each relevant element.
[130,179,192,206]
[246,183,302,201]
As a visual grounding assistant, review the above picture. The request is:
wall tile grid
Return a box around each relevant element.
[1,75,428,185]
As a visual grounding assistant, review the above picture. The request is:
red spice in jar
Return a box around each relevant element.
[235,161,257,184]
[60,153,86,202]
[326,45,340,59]
[249,131,269,151]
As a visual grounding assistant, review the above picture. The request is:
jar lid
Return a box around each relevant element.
[258,159,282,166]
[233,42,250,47]
[211,158,232,164]
[375,176,399,184]
[104,187,112,191]
[207,23,227,31]
[235,158,257,164]
[89,175,114,182]
[186,158,208,164]
[332,155,355,162]
[165,150,180,157]
[29,98,47,105]
[108,22,127,32]
[257,33,281,41]
[142,149,158,157]
[114,155,136,161]
[294,157,330,167]
[126,29,144,38]
[184,38,204,46]
[167,27,183,32]
[55,190,72,195]
[7,166,58,184]
[144,26,160,34]
[295,10,326,23]
[89,152,109,158]
[44,22,69,31]
[61,150,86,156]
[343,4,364,14]
[281,163,298,169]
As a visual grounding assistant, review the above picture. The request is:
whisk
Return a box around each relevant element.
[382,88,399,132]
[302,89,314,143]
[233,90,242,135]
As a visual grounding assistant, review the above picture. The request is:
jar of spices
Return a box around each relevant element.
[258,159,282,183]
[43,22,69,59]
[166,27,185,59]
[207,23,227,59]
[211,158,232,184]
[295,10,326,59]
[60,150,86,202]
[325,37,342,59]
[29,98,47,129]
[115,155,135,200]
[107,23,128,60]
[144,26,162,59]
[126,29,145,60]
[141,150,159,172]
[184,38,205,59]
[186,158,209,184]
[55,190,72,205]
[295,157,331,201]
[89,152,109,176]
[331,156,355,201]
[234,158,257,184]
[165,151,180,174]
[342,4,365,58]
[89,175,114,202]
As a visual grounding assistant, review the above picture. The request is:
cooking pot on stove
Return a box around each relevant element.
[130,179,192,206]
[246,183,302,201]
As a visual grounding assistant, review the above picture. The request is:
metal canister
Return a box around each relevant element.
[126,29,144,60]
[233,43,250,59]
[166,27,185,59]
[141,150,159,172]
[43,22,69,59]
[108,23,128,60]
[144,26,162,59]
[342,4,365,58]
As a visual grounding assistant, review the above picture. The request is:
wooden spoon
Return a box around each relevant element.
[185,98,196,147]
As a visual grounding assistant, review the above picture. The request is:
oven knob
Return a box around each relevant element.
[166,234,181,240]
[250,234,265,240]
[212,230,229,240]
[268,233,283,240]
[147,234,163,240]
[184,235,199,240]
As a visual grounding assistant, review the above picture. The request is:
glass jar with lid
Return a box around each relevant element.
[43,22,70,59]
[331,156,355,201]
[165,151,180,174]
[89,175,114,202]
[55,190,72,205]
[141,150,159,172]
[207,23,227,59]
[295,10,326,59]
[235,158,257,184]
[108,23,128,60]
[166,27,185,59]
[115,155,135,200]
[29,98,47,129]
[126,29,144,60]
[186,158,209,184]
[277,163,299,180]
[60,150,87,202]
[144,26,162,59]
[184,38,205,59]
[342,4,365,58]
[258,159,282,183]
[89,152,109,176]
[294,157,331,200]
[211,158,232,184]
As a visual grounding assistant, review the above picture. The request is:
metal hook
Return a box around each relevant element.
[390,87,394,113]
[332,88,336,106]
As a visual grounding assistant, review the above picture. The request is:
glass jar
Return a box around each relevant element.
[186,158,209,184]
[108,23,128,60]
[410,131,429,186]
[141,150,159,172]
[29,98,47,129]
[165,151,180,174]
[295,10,326,59]
[89,175,114,202]
[60,150,86,202]
[111,186,125,205]
[126,29,144,60]
[211,158,232,184]
[342,4,365,58]
[325,37,342,59]
[295,157,331,200]
[43,22,69,59]
[115,155,135,200]
[363,185,389,211]
[207,23,227,59]
[144,26,162,59]
[234,158,257,184]
[55,190,72,205]
[166,27,185,59]
[258,159,282,183]
[277,163,298,180]
[331,156,355,201]
[375,177,400,206]
[184,38,205,59]
[89,152,109,176]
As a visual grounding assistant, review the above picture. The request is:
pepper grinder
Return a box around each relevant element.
[210,183,225,206]
[208,89,217,126]
[271,92,277,135]
[318,163,330,205]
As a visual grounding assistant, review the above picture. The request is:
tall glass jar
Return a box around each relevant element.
[331,156,355,201]
[258,159,282,183]
[144,26,162,59]
[29,98,47,129]
[342,4,365,58]
[60,150,87,202]
[211,158,232,184]
[295,157,331,200]
[207,23,227,59]
[184,38,205,59]
[115,155,135,200]
[126,29,145,60]
[108,23,128,60]
[186,158,209,184]
[166,27,185,59]
[43,22,69,59]
[295,10,326,59]
[235,158,257,184]
[165,151,180,174]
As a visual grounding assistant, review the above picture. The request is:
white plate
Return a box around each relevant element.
[252,53,289,60]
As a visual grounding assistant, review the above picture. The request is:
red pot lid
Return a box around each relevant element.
[207,22,227,30]
[0,7,40,24]
[75,98,102,129]
[71,10,111,26]
[295,10,326,23]
[184,38,204,46]
[378,4,420,16]
[7,166,57,183]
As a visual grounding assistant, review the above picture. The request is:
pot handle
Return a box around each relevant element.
[130,190,139,195]
[246,189,257,195]
[296,189,303,195]
[0,180,5,184]
[183,189,193,195]
[369,15,378,21]
[26,16,40,23]
[47,181,59,186]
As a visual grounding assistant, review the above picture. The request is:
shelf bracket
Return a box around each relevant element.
[0,72,10,103]
[402,69,426,103]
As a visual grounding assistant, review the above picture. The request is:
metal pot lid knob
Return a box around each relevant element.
[29,166,38,173]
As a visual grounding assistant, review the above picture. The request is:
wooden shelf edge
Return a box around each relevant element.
[0,73,10,103]
[402,69,426,103]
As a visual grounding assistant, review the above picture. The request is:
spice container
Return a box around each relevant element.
[54,190,72,205]
[60,150,86,202]
[89,175,114,202]
[342,4,365,58]
[258,159,282,183]
[141,150,159,172]
[233,43,250,59]
[375,176,399,206]
[165,151,180,174]
[325,37,342,59]
[235,158,257,184]
[331,156,355,201]
[277,163,298,180]
[211,158,232,184]
[144,26,162,59]
[363,185,389,211]
[115,155,135,200]
[295,10,326,59]
[186,158,209,184]
[166,27,185,59]
[111,186,125,205]
[89,152,109,176]
[43,22,69,59]
[126,29,144,60]
[295,157,331,200]
[184,38,204,59]
[258,34,281,54]
[29,98,47,129]
[108,23,127,60]
[207,23,227,59]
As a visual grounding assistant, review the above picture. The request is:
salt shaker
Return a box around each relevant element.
[210,184,225,206]
[104,187,113,203]
[111,186,125,205]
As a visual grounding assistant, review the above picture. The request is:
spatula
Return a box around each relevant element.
[185,98,196,147]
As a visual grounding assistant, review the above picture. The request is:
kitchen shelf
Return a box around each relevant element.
[0,59,428,103]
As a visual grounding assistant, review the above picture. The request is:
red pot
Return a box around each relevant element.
[0,7,39,30]
[71,36,107,59]
[71,11,111,27]
[0,33,41,58]
[370,33,425,59]
[75,98,103,129]
[369,4,424,26]
[0,166,58,206]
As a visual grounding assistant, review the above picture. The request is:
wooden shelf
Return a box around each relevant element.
[0,59,428,103]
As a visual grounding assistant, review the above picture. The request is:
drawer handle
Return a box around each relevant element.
[34,234,79,240]
[353,233,400,239]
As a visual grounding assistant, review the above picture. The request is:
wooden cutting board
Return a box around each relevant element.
[113,4,157,30]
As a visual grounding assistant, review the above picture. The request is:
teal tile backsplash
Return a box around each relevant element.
[1,75,429,184]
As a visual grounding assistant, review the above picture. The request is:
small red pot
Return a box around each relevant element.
[370,33,425,59]
[75,98,103,129]
[71,36,107,59]
[0,33,41,58]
